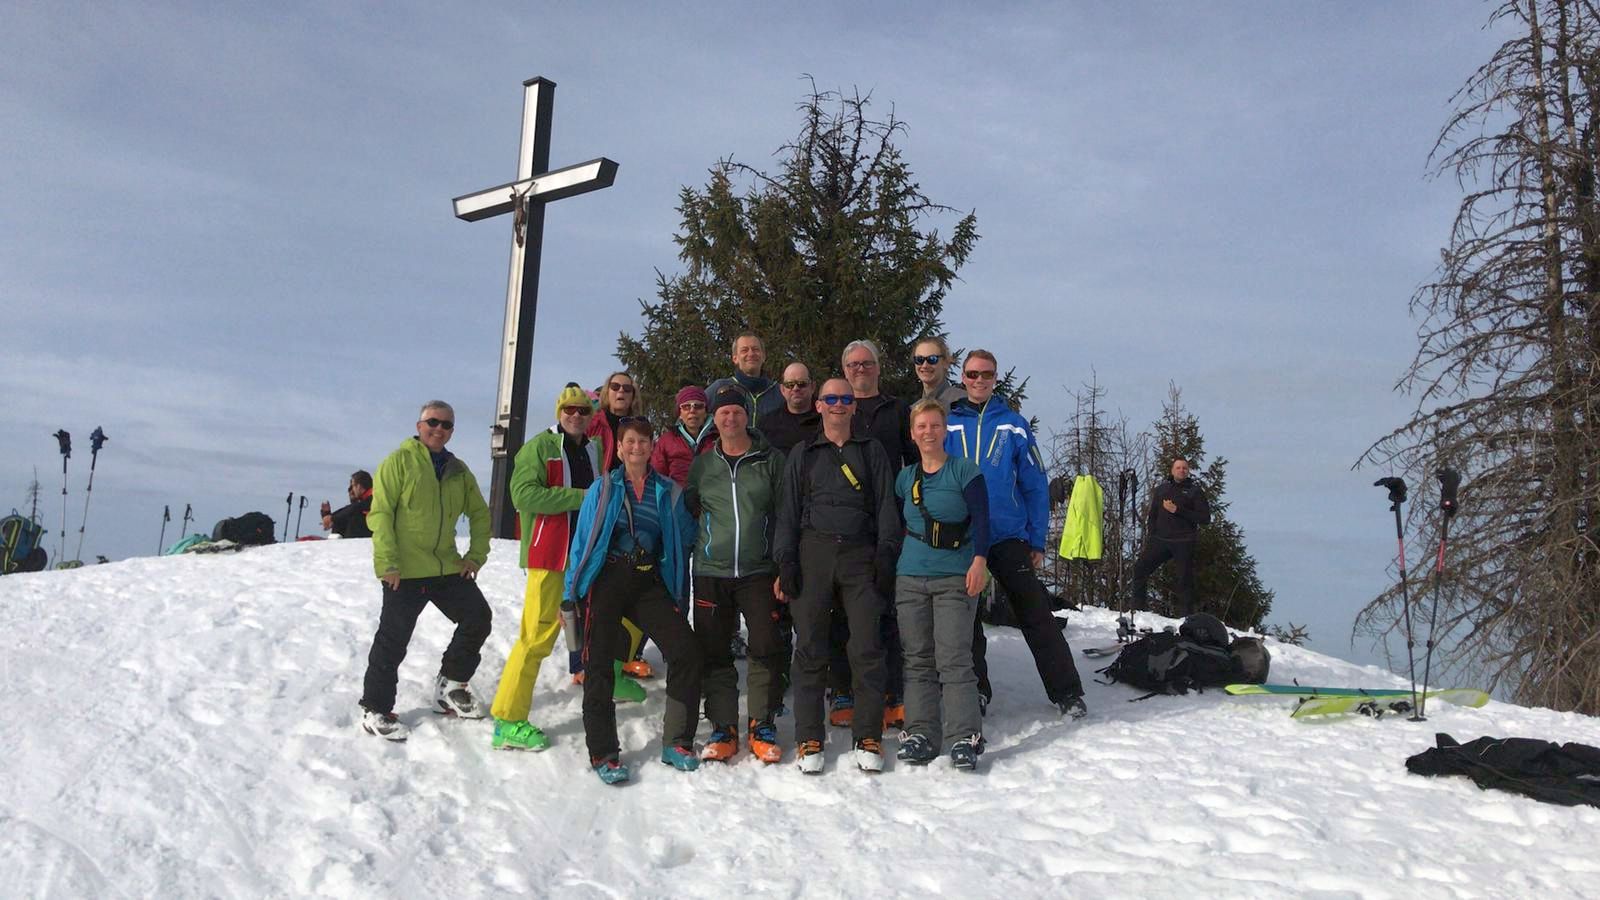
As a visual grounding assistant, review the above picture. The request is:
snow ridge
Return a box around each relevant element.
[2,539,1597,898]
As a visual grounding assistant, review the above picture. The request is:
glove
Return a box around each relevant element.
[874,546,899,599]
[779,562,801,601]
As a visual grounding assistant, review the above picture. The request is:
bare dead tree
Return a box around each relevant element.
[1358,0,1600,715]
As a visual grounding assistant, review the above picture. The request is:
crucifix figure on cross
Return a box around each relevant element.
[453,77,618,538]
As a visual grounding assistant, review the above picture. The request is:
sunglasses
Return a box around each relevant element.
[608,382,635,393]
[820,394,855,406]
[781,380,811,389]
[963,370,997,381]
[679,401,707,411]
[560,405,593,416]
[843,360,877,370]
[421,418,454,430]
[913,354,942,366]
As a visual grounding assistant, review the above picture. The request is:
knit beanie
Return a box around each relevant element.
[709,385,749,417]
[676,385,708,408]
[555,382,592,420]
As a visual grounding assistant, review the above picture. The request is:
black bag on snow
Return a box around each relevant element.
[1229,636,1272,683]
[211,512,276,546]
[1,511,49,574]
[1097,630,1242,696]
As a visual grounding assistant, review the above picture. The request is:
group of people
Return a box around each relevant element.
[354,332,1210,784]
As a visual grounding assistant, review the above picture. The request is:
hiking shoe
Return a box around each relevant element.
[950,735,982,771]
[491,718,549,751]
[854,737,884,773]
[828,692,854,728]
[661,744,701,772]
[796,739,825,774]
[896,733,938,765]
[882,696,906,730]
[1057,695,1088,719]
[748,718,782,764]
[360,709,409,742]
[622,659,655,679]
[433,676,486,718]
[592,755,630,785]
[702,728,738,762]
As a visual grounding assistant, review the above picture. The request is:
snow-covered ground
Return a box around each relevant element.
[3,539,1597,899]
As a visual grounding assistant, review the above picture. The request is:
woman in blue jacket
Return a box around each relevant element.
[566,418,703,784]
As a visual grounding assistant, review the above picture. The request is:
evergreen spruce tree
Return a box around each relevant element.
[617,85,978,422]
[1144,386,1274,629]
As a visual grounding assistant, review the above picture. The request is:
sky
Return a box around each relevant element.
[2,2,1511,667]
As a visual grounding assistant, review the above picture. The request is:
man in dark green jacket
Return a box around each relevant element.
[685,387,787,764]
[358,400,493,741]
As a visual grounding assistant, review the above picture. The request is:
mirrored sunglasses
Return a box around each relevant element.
[963,370,997,381]
[820,394,855,406]
[913,354,942,366]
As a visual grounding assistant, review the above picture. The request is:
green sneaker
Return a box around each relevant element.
[491,718,550,751]
[612,661,646,703]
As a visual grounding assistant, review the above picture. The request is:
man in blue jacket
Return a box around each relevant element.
[946,351,1087,719]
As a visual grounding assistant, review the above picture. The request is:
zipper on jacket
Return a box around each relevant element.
[726,451,743,577]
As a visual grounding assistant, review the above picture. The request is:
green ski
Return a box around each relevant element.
[1290,688,1488,719]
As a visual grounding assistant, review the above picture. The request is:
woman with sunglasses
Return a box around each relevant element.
[587,371,646,472]
[912,336,967,412]
[566,418,704,784]
[650,385,716,486]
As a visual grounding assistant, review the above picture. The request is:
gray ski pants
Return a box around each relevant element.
[896,574,981,749]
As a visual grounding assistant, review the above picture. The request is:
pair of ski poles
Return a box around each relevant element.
[1373,469,1460,721]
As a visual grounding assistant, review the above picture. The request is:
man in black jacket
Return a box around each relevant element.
[759,362,822,453]
[1132,458,1212,617]
[774,377,900,775]
[321,470,374,538]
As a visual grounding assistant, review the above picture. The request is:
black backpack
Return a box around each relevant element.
[1,511,48,575]
[1098,631,1242,696]
[211,512,276,546]
[1229,635,1272,684]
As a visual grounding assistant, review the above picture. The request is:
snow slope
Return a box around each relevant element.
[3,539,1597,899]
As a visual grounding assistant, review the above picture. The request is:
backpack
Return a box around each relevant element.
[211,512,276,546]
[1229,635,1272,684]
[1,511,49,575]
[1097,630,1242,697]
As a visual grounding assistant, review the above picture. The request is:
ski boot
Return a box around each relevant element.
[592,755,630,785]
[796,739,825,775]
[853,737,884,773]
[950,735,982,771]
[882,695,906,730]
[491,718,549,751]
[661,744,701,772]
[827,691,854,728]
[1057,695,1088,720]
[896,733,938,766]
[433,676,486,719]
[748,718,782,764]
[701,727,738,762]
[360,709,409,742]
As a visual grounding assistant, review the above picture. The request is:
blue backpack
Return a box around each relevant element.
[1,511,49,575]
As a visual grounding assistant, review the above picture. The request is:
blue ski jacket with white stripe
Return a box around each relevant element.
[944,396,1050,550]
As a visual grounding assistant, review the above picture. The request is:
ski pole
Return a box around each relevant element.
[1374,477,1421,719]
[181,503,193,539]
[1415,468,1460,720]
[74,426,108,561]
[283,493,294,542]
[54,429,71,564]
[159,505,170,554]
[294,495,308,540]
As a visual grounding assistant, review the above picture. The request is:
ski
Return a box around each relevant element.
[1081,644,1127,658]
[1290,688,1488,719]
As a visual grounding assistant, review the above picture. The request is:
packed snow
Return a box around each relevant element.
[3,539,1597,899]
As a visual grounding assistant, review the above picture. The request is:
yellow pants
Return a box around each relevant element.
[490,567,644,722]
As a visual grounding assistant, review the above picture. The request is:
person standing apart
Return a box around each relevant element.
[775,378,900,774]
[946,352,1087,719]
[895,400,990,770]
[358,401,492,741]
[566,419,704,784]
[686,387,787,764]
[1131,458,1211,617]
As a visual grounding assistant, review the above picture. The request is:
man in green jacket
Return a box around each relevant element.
[685,387,787,764]
[358,400,493,741]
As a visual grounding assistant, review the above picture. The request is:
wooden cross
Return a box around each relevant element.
[453,77,618,538]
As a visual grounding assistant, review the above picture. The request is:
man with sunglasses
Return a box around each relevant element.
[775,378,900,774]
[358,401,494,741]
[651,385,716,486]
[488,383,626,751]
[759,362,821,453]
[946,351,1088,720]
[706,332,785,428]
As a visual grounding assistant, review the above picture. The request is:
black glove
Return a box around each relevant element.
[779,562,801,601]
[874,546,899,599]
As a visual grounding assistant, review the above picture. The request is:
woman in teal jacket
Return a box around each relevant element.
[566,418,703,784]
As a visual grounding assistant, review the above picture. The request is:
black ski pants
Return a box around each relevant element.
[827,603,904,702]
[971,538,1084,706]
[791,534,886,744]
[582,556,703,760]
[360,574,492,715]
[1132,537,1198,617]
[694,573,784,728]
